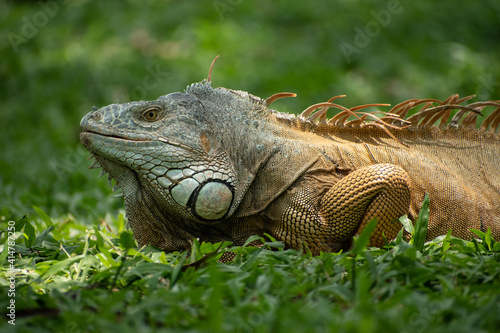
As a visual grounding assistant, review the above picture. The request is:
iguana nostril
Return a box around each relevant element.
[89,111,102,121]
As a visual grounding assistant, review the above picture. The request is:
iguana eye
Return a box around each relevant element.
[142,108,160,121]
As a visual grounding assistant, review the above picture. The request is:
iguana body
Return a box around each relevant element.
[80,71,500,255]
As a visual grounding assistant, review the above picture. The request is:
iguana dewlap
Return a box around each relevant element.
[80,74,500,255]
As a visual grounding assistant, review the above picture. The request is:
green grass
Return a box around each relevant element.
[1,202,500,332]
[1,1,500,332]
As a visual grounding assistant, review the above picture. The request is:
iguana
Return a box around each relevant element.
[80,60,500,255]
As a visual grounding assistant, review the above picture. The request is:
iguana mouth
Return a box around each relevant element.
[81,131,196,152]
[80,131,199,201]
[81,130,151,142]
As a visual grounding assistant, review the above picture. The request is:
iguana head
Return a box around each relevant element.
[80,84,239,223]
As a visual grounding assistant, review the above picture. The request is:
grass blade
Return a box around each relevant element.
[350,218,378,255]
[412,193,430,252]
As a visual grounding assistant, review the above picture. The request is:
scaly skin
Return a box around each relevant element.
[80,81,500,255]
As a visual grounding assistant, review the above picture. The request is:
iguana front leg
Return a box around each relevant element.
[278,164,411,254]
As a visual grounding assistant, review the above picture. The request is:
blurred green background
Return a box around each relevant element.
[1,0,499,223]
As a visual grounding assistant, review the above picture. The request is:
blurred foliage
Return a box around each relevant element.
[1,0,500,220]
